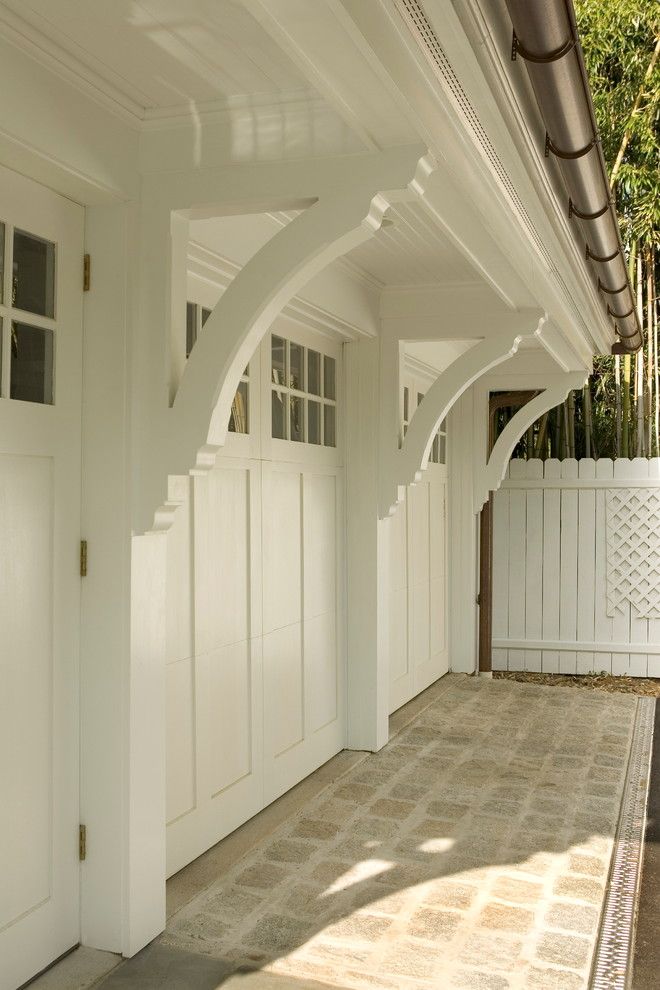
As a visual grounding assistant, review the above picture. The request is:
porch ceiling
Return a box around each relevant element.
[0,0,317,112]
[347,202,481,288]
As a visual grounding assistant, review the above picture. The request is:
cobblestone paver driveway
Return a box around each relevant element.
[159,676,641,990]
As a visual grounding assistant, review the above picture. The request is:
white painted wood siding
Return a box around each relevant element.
[492,457,660,677]
[386,466,449,713]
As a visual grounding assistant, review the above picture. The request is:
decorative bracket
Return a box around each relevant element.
[475,371,588,512]
[378,313,545,518]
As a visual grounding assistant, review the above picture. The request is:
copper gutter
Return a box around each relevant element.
[505,0,642,353]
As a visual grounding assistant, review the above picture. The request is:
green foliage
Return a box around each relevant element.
[575,0,659,244]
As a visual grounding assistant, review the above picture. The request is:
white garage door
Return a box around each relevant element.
[0,168,83,990]
[165,324,344,877]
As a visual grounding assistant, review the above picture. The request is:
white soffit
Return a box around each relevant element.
[347,202,481,286]
[405,339,480,375]
[0,0,319,118]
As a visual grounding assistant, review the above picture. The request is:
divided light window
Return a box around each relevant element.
[187,301,249,434]
[0,223,57,405]
[271,334,336,446]
[417,391,447,464]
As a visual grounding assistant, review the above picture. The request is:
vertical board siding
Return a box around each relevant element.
[492,458,660,676]
[387,467,449,714]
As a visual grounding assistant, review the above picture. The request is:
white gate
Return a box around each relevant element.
[492,457,660,678]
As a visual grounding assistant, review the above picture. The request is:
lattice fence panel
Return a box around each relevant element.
[606,489,660,618]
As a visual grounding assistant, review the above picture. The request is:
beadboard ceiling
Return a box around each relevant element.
[0,0,316,114]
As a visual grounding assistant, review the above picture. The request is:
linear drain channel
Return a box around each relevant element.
[590,697,654,989]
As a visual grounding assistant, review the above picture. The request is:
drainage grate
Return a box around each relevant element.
[590,697,655,990]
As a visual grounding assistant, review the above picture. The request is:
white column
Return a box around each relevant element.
[79,204,133,951]
[345,337,390,751]
[448,388,480,674]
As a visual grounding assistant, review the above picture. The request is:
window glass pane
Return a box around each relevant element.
[323,355,336,400]
[201,307,212,326]
[308,400,321,444]
[272,390,287,439]
[13,229,55,318]
[417,392,424,408]
[403,386,409,422]
[272,335,286,386]
[324,404,336,447]
[186,302,197,357]
[0,222,5,305]
[432,435,439,464]
[440,418,447,434]
[228,381,249,434]
[289,342,304,391]
[439,435,446,464]
[308,350,321,395]
[290,395,304,442]
[10,322,54,404]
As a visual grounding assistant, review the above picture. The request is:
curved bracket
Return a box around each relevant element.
[475,371,588,512]
[139,146,428,533]
[379,314,545,517]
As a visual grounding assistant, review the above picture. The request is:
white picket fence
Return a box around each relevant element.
[492,457,660,678]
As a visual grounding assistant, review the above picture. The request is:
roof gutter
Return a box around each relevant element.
[503,0,642,354]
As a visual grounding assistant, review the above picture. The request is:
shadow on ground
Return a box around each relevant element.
[98,677,640,990]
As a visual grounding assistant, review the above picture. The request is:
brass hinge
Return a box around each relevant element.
[80,540,88,577]
[79,824,87,861]
[83,254,90,292]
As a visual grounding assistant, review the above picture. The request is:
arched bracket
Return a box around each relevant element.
[475,371,588,512]
[379,313,545,518]
[138,145,428,534]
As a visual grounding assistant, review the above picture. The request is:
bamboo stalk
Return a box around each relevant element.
[646,247,654,456]
[654,251,659,457]
[584,383,592,458]
[610,35,660,190]
[636,251,645,456]
[614,355,622,457]
[567,390,576,458]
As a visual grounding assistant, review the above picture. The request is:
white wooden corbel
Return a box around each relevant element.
[139,146,430,533]
[379,312,545,518]
[474,370,588,512]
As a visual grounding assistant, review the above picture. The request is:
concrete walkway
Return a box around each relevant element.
[91,674,645,990]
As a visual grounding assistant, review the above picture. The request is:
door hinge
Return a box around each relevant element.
[80,540,88,577]
[476,593,481,606]
[79,824,87,862]
[83,254,90,292]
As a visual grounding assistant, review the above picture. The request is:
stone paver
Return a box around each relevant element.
[105,675,640,989]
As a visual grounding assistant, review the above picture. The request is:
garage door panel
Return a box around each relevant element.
[306,611,338,733]
[263,623,304,758]
[263,470,301,635]
[195,466,250,655]
[206,642,253,796]
[165,658,196,826]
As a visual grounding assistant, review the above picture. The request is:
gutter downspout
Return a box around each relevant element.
[504,0,643,354]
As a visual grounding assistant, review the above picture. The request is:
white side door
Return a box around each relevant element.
[0,166,84,990]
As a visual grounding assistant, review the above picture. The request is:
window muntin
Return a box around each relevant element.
[401,386,447,464]
[0,223,57,405]
[188,300,250,434]
[271,334,337,447]
[12,228,55,319]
